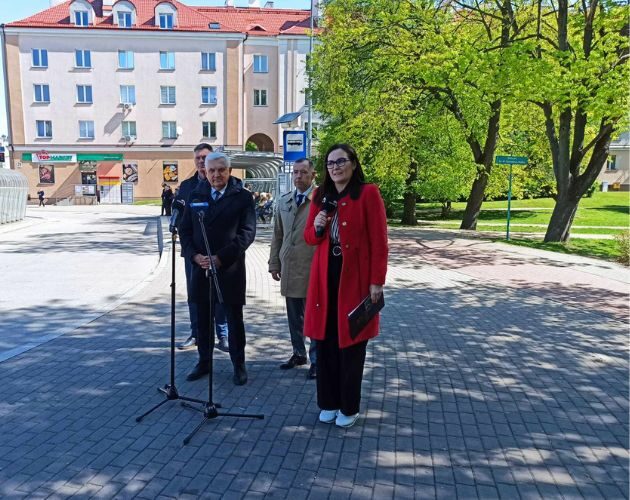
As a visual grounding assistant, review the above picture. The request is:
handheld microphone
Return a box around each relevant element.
[315,196,338,237]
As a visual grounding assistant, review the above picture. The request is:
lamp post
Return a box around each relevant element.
[306,0,315,158]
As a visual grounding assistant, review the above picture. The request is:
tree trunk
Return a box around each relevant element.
[400,160,418,225]
[460,172,489,230]
[441,201,452,218]
[544,193,578,242]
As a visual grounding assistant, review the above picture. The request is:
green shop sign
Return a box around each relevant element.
[23,153,124,163]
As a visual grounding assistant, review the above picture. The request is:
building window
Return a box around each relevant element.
[254,89,268,106]
[159,13,174,29]
[201,86,217,105]
[36,120,52,138]
[120,85,136,104]
[79,120,95,139]
[202,121,216,139]
[253,55,268,73]
[201,52,216,71]
[34,84,50,103]
[32,49,48,68]
[162,121,177,139]
[159,51,175,70]
[75,49,91,68]
[76,85,93,104]
[160,86,176,105]
[122,121,137,138]
[75,11,89,26]
[118,50,134,69]
[607,155,618,170]
[117,11,132,28]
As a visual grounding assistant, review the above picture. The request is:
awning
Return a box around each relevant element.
[273,111,303,125]
[97,162,120,178]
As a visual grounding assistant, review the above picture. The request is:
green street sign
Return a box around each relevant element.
[496,155,528,165]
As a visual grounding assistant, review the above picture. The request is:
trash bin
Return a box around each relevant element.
[601,181,609,192]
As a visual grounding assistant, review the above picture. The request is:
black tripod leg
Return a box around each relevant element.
[218,411,264,419]
[136,398,169,422]
[183,417,209,445]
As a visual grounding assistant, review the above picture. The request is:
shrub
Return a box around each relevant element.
[615,231,630,265]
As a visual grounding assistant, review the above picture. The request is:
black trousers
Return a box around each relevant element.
[316,248,368,416]
[195,275,246,368]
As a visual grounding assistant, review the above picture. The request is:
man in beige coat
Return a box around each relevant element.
[268,158,317,379]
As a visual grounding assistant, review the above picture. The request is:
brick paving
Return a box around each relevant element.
[0,220,628,499]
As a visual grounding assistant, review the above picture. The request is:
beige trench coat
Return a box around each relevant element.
[268,188,316,298]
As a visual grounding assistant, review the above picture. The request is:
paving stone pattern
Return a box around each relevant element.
[0,227,627,499]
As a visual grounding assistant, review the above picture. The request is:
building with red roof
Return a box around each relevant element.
[2,0,320,203]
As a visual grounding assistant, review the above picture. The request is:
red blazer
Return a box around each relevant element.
[303,184,388,348]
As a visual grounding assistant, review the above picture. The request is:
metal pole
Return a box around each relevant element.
[506,163,513,241]
[306,0,314,158]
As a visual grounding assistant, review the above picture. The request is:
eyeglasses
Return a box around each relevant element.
[326,158,351,170]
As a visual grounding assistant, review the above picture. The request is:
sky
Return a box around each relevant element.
[0,0,313,138]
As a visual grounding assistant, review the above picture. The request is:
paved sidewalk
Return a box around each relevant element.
[0,208,628,499]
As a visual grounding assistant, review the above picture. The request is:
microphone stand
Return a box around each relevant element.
[136,220,206,423]
[181,210,263,445]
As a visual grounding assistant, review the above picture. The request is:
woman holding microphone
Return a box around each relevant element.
[303,143,388,428]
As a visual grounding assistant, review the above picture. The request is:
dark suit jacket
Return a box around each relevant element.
[179,176,256,305]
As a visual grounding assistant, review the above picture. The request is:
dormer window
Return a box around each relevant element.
[118,11,132,28]
[75,11,89,26]
[209,23,220,30]
[159,13,174,29]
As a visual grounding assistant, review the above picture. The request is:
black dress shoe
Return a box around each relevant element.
[280,354,307,370]
[307,364,317,380]
[177,335,196,350]
[216,337,229,353]
[186,363,209,381]
[233,364,247,385]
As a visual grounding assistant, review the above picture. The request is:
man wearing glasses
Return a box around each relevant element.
[268,158,318,379]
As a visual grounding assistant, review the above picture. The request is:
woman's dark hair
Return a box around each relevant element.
[314,143,365,205]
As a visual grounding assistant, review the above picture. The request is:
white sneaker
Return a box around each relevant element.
[318,409,338,423]
[335,412,359,428]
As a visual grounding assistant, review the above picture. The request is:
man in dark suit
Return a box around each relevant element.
[178,152,256,386]
[173,143,229,353]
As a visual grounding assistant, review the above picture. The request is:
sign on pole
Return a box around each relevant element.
[496,155,528,165]
[495,156,528,240]
[283,130,307,162]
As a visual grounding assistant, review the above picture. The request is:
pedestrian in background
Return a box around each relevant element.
[304,143,388,428]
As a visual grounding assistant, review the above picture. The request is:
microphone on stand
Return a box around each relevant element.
[315,196,338,237]
[168,199,186,234]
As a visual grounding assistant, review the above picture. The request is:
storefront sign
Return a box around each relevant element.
[23,153,123,162]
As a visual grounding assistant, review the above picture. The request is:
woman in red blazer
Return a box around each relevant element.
[303,143,388,428]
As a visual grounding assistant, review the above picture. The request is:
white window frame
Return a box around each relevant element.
[202,121,217,139]
[160,86,176,105]
[75,49,92,69]
[607,155,618,171]
[201,52,216,71]
[159,51,175,70]
[122,121,137,138]
[201,86,217,105]
[159,13,174,29]
[120,85,136,105]
[75,10,89,26]
[76,84,93,104]
[117,11,132,28]
[79,120,95,139]
[162,121,177,139]
[253,55,268,73]
[254,89,268,107]
[32,49,48,68]
[34,84,50,103]
[118,50,134,70]
[36,120,52,138]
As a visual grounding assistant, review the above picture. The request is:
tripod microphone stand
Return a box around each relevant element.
[181,209,263,445]
[136,220,206,423]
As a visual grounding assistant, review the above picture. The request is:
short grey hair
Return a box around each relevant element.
[205,152,231,169]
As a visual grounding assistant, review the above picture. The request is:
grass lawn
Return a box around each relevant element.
[133,198,161,206]
[414,192,629,234]
[396,192,629,263]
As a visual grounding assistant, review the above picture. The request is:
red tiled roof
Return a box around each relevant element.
[6,0,313,36]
